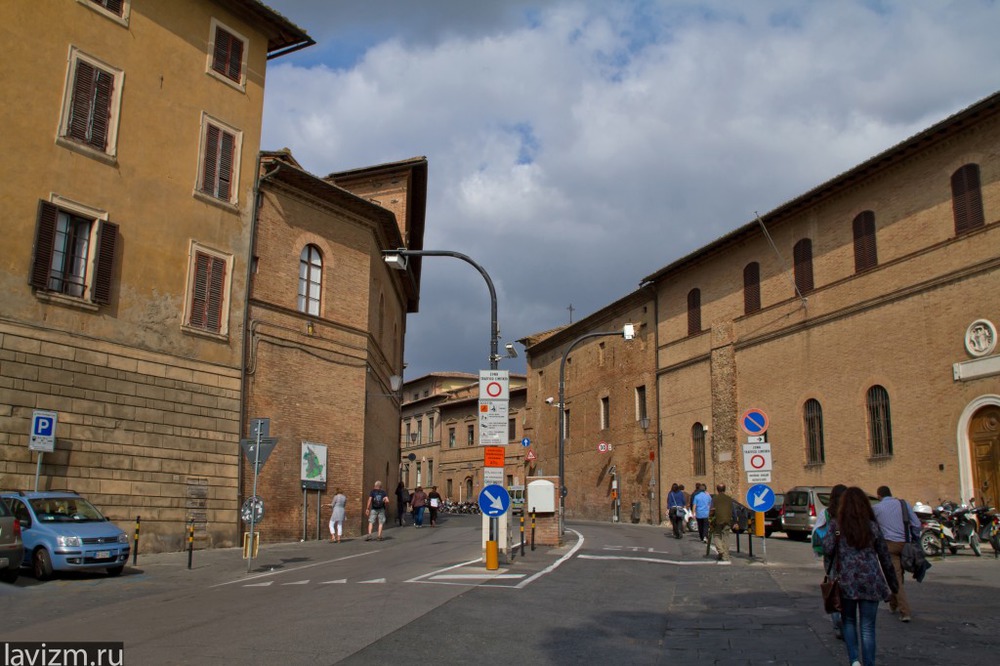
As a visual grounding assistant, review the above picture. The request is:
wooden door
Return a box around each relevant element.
[971,405,1000,509]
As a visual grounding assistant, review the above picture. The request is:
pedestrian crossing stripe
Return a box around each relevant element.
[320,579,347,584]
[282,580,309,585]
[358,578,386,584]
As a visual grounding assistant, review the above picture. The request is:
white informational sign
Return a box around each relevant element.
[29,410,58,453]
[483,467,504,486]
[301,442,327,483]
[747,470,772,483]
[478,369,510,445]
[742,442,773,471]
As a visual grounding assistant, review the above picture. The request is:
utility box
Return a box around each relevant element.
[527,479,556,513]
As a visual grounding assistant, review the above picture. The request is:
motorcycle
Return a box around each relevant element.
[916,500,981,557]
[969,498,1000,556]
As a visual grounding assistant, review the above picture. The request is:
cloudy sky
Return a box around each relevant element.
[260,0,1000,381]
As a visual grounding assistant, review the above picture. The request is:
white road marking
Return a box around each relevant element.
[358,578,386,584]
[244,581,273,587]
[282,580,310,585]
[579,554,730,566]
[319,579,347,584]
[212,550,378,588]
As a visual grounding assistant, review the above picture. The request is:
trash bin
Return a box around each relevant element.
[631,502,642,523]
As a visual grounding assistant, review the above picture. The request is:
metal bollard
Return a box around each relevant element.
[132,515,140,566]
[520,513,525,557]
[187,521,194,569]
[531,508,536,551]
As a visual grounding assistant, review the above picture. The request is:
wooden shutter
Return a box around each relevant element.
[89,68,113,150]
[190,252,226,332]
[213,27,243,83]
[103,0,123,16]
[68,61,96,143]
[852,211,877,273]
[92,221,118,304]
[217,130,234,201]
[201,125,219,195]
[30,201,59,290]
[743,262,760,314]
[67,61,113,150]
[952,164,985,235]
[687,288,701,336]
[793,239,814,294]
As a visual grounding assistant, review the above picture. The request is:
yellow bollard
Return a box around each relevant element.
[755,511,765,537]
[485,540,499,570]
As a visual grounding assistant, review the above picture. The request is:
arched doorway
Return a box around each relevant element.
[970,404,1000,509]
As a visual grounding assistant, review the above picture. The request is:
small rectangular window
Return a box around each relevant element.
[448,427,455,448]
[600,396,610,430]
[59,48,124,159]
[207,19,248,89]
[184,242,232,336]
[636,385,647,422]
[467,425,475,446]
[508,418,516,442]
[29,199,118,306]
[197,115,242,205]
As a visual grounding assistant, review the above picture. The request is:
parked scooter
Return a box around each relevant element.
[916,500,982,557]
[969,498,1000,556]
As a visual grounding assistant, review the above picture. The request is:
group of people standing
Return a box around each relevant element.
[327,480,445,544]
[666,482,739,561]
[813,484,920,666]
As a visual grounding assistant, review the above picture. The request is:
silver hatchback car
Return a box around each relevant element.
[780,486,833,540]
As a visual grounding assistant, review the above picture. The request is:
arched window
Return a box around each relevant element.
[804,399,825,464]
[866,385,893,458]
[793,238,814,295]
[692,422,706,476]
[852,211,877,273]
[743,262,761,314]
[297,245,322,316]
[952,163,985,235]
[687,288,701,336]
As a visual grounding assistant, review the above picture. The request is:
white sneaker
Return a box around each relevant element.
[851,661,861,666]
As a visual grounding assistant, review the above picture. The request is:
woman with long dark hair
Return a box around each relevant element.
[813,484,848,638]
[823,487,898,666]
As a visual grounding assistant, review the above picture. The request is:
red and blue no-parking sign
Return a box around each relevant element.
[740,408,769,436]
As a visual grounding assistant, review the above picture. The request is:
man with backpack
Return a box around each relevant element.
[365,480,390,541]
[873,485,922,623]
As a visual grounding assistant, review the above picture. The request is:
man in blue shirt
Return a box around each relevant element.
[691,484,712,543]
[873,485,921,622]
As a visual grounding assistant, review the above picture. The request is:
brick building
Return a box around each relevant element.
[245,152,426,542]
[0,0,311,551]
[525,90,1000,520]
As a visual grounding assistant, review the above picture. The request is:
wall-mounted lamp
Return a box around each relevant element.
[639,417,650,431]
[383,252,408,270]
[306,321,315,336]
[390,374,403,392]
[504,343,518,359]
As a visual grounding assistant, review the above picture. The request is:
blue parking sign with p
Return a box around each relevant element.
[33,414,55,437]
[30,409,58,452]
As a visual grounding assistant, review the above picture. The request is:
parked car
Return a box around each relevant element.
[0,490,130,580]
[764,492,784,537]
[0,498,24,583]
[781,486,833,540]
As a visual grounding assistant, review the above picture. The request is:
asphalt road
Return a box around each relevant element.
[2,515,998,665]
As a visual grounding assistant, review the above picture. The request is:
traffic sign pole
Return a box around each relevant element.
[247,422,262,573]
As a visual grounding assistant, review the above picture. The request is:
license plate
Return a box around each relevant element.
[95,550,111,559]
[785,511,795,516]
[0,557,8,568]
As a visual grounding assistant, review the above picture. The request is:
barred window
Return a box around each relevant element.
[852,211,878,273]
[804,399,825,464]
[692,423,706,476]
[687,288,701,335]
[743,262,761,314]
[951,164,985,236]
[866,385,893,458]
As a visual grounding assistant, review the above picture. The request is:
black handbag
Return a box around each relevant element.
[821,534,842,614]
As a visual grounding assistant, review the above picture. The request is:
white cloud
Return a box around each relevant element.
[261,0,1000,378]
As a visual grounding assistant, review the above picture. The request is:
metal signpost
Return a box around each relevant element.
[740,408,772,552]
[29,410,58,491]
[240,418,277,573]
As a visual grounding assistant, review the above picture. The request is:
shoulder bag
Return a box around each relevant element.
[820,533,842,614]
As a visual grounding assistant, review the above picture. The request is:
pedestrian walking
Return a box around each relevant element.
[395,481,411,526]
[812,484,848,638]
[691,484,712,542]
[365,480,389,541]
[822,486,899,666]
[667,483,686,539]
[428,486,442,526]
[329,488,347,543]
[709,483,736,561]
[872,485,921,623]
[411,485,427,527]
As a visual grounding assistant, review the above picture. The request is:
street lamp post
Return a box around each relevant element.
[557,324,636,533]
[382,249,500,370]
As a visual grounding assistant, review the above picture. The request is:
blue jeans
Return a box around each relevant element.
[841,598,878,665]
[413,506,425,526]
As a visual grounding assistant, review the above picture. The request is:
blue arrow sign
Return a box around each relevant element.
[478,484,511,517]
[521,437,531,448]
[746,484,775,512]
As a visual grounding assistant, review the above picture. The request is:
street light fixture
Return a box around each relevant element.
[557,324,638,533]
[383,248,501,370]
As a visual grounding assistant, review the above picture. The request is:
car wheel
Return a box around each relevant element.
[107,565,125,577]
[33,548,54,581]
[0,567,18,584]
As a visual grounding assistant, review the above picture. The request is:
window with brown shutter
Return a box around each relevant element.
[188,251,227,332]
[804,399,825,464]
[687,288,701,336]
[852,211,878,273]
[793,238,814,295]
[212,26,245,83]
[67,60,114,151]
[692,423,706,476]
[743,262,760,314]
[29,200,117,305]
[200,122,236,202]
[952,163,985,236]
[89,0,124,16]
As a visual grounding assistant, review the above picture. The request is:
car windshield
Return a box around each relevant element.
[29,497,106,523]
[786,492,809,507]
